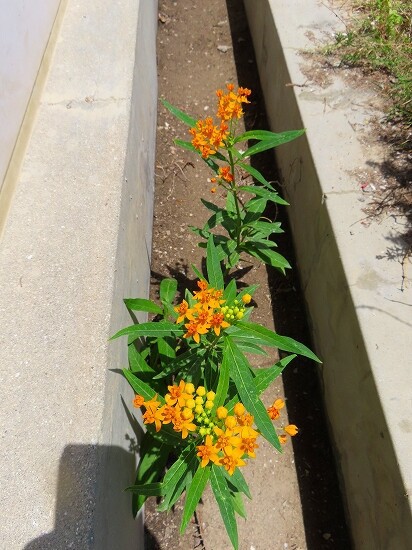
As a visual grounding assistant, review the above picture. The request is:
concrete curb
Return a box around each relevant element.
[244,1,412,548]
[0,1,157,548]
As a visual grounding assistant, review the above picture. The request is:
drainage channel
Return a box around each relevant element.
[144,1,351,548]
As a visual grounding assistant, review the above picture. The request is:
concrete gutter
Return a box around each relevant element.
[244,1,412,548]
[0,0,157,548]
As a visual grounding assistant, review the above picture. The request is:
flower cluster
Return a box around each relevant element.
[133,381,198,438]
[133,382,259,475]
[175,281,247,344]
[189,83,251,159]
[189,117,229,159]
[216,83,251,121]
[134,383,298,477]
[267,398,299,444]
[196,401,260,476]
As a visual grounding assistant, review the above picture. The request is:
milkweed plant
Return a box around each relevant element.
[111,84,320,549]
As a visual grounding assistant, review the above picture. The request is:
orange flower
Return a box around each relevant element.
[166,380,192,407]
[216,84,251,121]
[209,312,230,336]
[133,395,145,409]
[174,299,189,323]
[197,435,220,467]
[213,426,240,451]
[219,166,234,183]
[184,320,210,344]
[267,398,285,420]
[172,415,197,439]
[239,436,259,458]
[219,445,246,475]
[189,117,228,158]
[284,424,298,436]
[143,406,165,433]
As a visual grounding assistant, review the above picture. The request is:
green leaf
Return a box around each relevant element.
[128,344,155,373]
[111,321,183,342]
[241,130,305,158]
[245,197,267,214]
[160,278,178,305]
[223,278,237,302]
[180,465,211,534]
[236,321,321,362]
[191,263,205,281]
[163,445,197,492]
[124,298,163,315]
[242,242,291,273]
[213,351,230,410]
[223,467,252,499]
[238,185,289,206]
[246,220,283,237]
[253,355,296,394]
[122,369,159,401]
[126,482,164,496]
[230,491,247,518]
[237,162,274,190]
[224,337,281,450]
[207,235,224,289]
[235,129,288,142]
[161,99,197,127]
[158,451,197,512]
[210,465,238,550]
[153,347,205,379]
[200,198,220,213]
[132,434,171,515]
[158,446,197,511]
[158,336,176,361]
[226,192,237,214]
[235,341,267,356]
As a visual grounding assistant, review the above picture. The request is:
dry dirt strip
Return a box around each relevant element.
[144,1,352,549]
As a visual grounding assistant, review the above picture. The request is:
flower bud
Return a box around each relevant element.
[242,293,252,304]
[196,386,206,396]
[234,402,246,417]
[216,406,228,419]
[185,383,195,394]
[225,415,237,429]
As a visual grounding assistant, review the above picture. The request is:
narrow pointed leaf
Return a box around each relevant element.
[213,351,230,410]
[180,465,211,534]
[238,185,289,206]
[241,130,305,158]
[223,467,252,499]
[207,235,224,289]
[128,344,155,373]
[111,321,183,342]
[160,278,178,304]
[253,355,296,393]
[237,162,274,190]
[122,369,158,401]
[124,298,163,315]
[224,337,281,450]
[132,434,170,515]
[210,465,238,550]
[236,321,321,362]
[162,99,197,127]
[242,242,291,272]
[126,482,165,496]
[231,492,247,518]
[235,129,288,142]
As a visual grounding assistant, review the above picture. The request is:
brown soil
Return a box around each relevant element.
[143,1,352,549]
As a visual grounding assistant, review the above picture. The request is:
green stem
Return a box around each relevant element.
[228,149,242,249]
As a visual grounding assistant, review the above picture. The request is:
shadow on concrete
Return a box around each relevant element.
[225,1,353,548]
[23,442,142,550]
